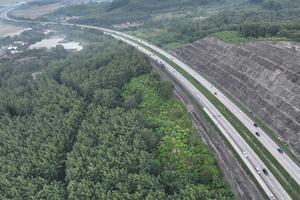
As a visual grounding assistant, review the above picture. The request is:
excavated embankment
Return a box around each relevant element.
[172,37,300,158]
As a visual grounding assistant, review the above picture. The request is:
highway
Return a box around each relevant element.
[0,4,297,200]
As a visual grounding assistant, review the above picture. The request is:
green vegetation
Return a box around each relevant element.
[124,75,214,183]
[50,0,221,25]
[0,30,234,199]
[212,31,287,44]
[46,0,225,47]
[45,0,300,47]
[0,28,45,47]
[125,28,188,49]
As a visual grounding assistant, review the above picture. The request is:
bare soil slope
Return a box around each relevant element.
[172,37,300,158]
[0,21,24,36]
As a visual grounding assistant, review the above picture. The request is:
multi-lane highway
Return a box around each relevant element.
[1,4,298,199]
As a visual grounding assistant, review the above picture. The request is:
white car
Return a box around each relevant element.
[243,151,248,157]
[255,166,261,174]
[270,194,276,200]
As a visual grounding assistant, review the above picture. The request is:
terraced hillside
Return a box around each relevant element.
[172,38,300,158]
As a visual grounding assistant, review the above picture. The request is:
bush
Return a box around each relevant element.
[239,23,282,37]
[157,81,174,99]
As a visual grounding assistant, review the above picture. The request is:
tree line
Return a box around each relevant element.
[46,0,300,48]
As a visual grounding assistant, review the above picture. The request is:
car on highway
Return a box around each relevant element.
[243,151,248,157]
[255,132,260,137]
[270,194,276,200]
[278,148,283,154]
[255,166,261,174]
[263,168,269,176]
[253,123,258,127]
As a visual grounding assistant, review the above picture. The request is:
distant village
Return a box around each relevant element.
[0,40,28,59]
[0,29,82,60]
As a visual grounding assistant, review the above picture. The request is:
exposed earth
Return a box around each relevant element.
[0,21,24,37]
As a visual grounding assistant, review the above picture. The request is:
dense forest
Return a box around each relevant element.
[0,31,234,199]
[173,0,300,42]
[49,0,222,26]
[46,0,300,47]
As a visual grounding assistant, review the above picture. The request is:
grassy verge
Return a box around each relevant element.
[212,31,287,44]
[121,37,300,199]
[206,79,300,166]
[125,28,188,49]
